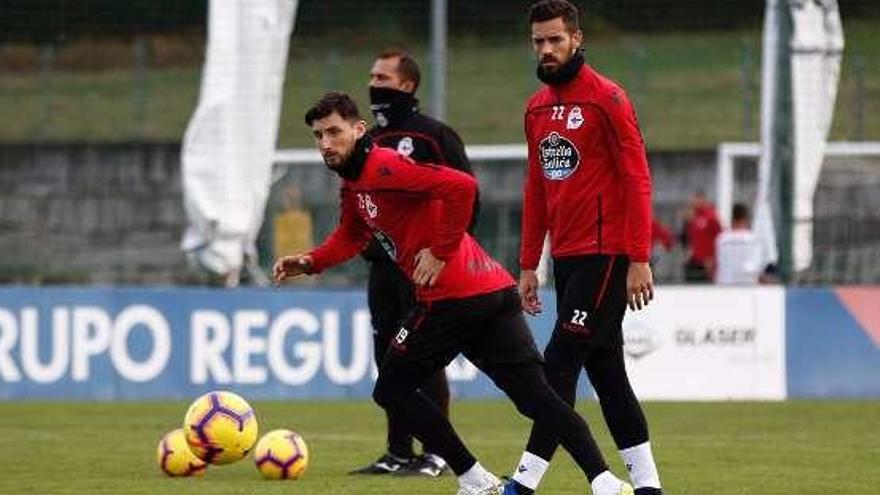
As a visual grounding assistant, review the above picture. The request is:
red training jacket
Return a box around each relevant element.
[521,63,653,269]
[309,146,514,301]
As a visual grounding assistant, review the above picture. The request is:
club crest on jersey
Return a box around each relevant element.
[375,111,389,128]
[539,132,580,180]
[566,106,584,130]
[396,136,415,157]
[357,193,379,218]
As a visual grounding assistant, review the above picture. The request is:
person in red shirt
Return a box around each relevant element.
[652,218,674,252]
[273,92,630,495]
[505,2,662,495]
[682,190,722,282]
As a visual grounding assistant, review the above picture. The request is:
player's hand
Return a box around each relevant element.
[627,261,654,310]
[413,248,446,288]
[272,254,313,286]
[519,270,543,315]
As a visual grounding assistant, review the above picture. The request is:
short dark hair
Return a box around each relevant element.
[529,0,580,33]
[376,47,421,92]
[304,91,362,126]
[732,203,750,222]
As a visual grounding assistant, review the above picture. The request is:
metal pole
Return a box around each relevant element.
[431,0,447,121]
[774,0,795,282]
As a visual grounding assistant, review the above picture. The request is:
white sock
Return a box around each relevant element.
[511,451,550,490]
[458,462,496,489]
[591,470,627,495]
[620,441,661,489]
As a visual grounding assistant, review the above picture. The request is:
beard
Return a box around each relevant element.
[536,49,584,86]
[322,151,346,168]
[539,54,565,73]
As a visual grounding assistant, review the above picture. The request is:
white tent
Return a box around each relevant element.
[180,0,298,285]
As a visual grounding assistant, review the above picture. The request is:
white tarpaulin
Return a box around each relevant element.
[789,0,843,270]
[181,0,297,283]
[755,0,843,273]
[753,0,784,270]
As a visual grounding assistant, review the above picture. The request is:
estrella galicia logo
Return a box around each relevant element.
[539,132,580,180]
[373,230,397,260]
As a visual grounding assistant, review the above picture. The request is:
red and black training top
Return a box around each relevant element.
[521,62,653,270]
[309,143,514,302]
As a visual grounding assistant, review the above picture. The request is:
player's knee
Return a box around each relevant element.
[506,382,552,419]
[511,394,539,419]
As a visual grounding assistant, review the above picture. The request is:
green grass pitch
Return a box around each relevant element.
[1,400,877,494]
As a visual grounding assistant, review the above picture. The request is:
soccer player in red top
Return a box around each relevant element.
[504,2,663,495]
[273,92,632,495]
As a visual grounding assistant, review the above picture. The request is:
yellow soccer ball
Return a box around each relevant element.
[183,391,258,465]
[156,428,208,477]
[253,429,310,480]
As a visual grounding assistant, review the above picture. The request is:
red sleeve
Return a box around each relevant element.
[376,155,477,261]
[652,219,674,250]
[605,89,652,263]
[308,187,372,273]
[520,110,548,271]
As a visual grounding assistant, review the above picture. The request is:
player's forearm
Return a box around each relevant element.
[309,231,369,273]
[627,188,652,262]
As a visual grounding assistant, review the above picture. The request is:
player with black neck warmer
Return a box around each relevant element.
[369,86,418,128]
[348,48,477,479]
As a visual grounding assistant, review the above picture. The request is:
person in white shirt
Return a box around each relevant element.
[715,203,765,285]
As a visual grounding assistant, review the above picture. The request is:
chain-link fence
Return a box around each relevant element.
[1,1,879,284]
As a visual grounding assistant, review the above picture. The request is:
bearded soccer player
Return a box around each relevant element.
[504,1,663,495]
[274,92,633,495]
[350,48,476,478]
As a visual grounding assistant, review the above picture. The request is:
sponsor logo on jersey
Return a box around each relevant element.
[566,106,584,130]
[396,136,415,157]
[372,230,397,260]
[539,131,580,180]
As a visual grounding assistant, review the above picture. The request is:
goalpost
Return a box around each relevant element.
[716,140,880,227]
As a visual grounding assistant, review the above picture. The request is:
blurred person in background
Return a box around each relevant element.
[650,217,674,266]
[506,1,661,495]
[681,190,721,283]
[347,48,477,478]
[715,203,764,285]
[275,91,634,495]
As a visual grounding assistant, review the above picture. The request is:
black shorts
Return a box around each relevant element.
[384,287,543,373]
[552,254,630,349]
[367,260,416,362]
